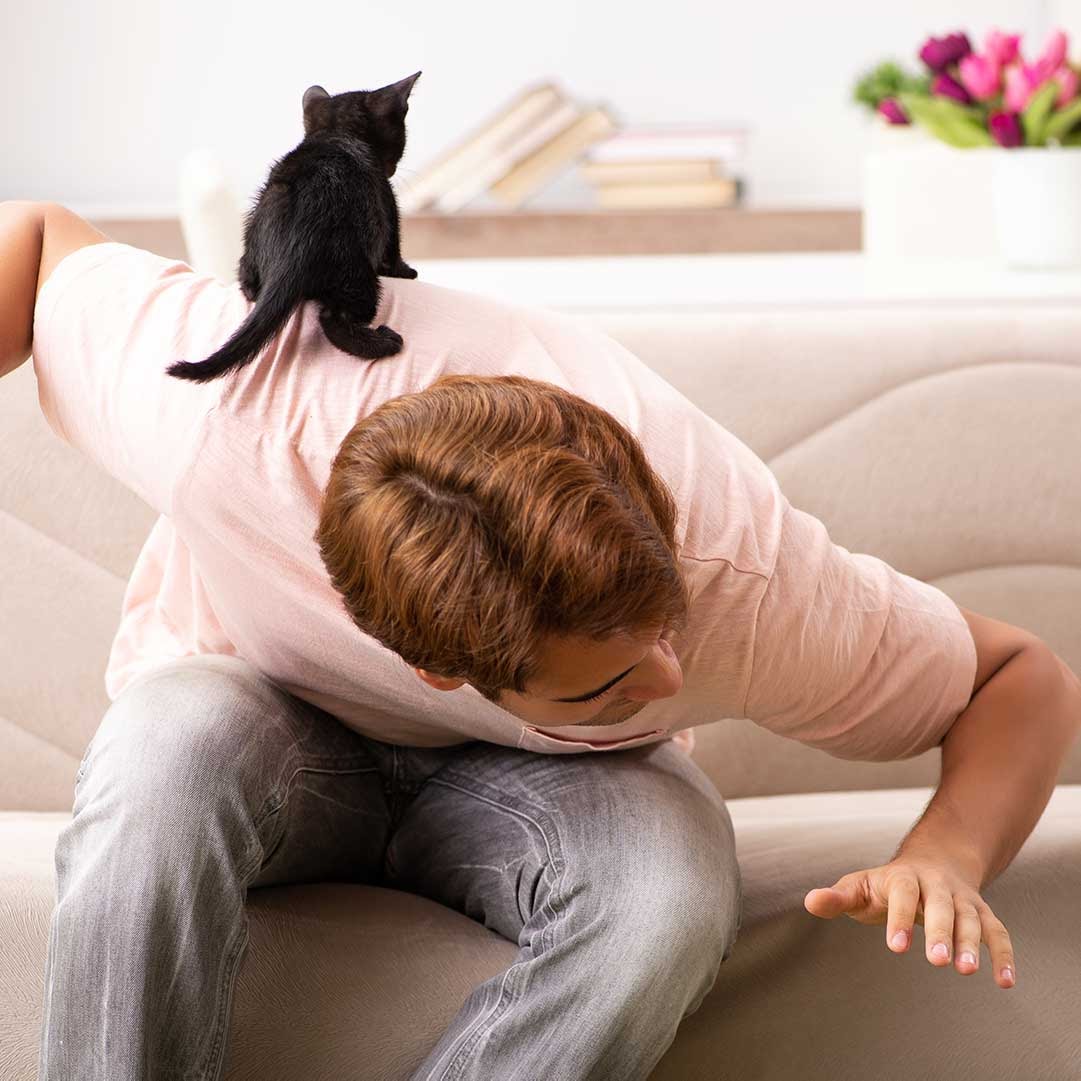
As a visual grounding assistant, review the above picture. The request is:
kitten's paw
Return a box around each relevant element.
[373,325,404,352]
[384,261,419,280]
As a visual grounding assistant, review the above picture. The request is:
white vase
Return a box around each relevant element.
[862,119,997,261]
[990,146,1081,269]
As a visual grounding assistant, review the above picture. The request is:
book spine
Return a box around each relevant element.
[586,135,748,164]
[435,100,583,213]
[580,159,724,184]
[594,178,742,208]
[397,83,565,213]
[489,107,619,208]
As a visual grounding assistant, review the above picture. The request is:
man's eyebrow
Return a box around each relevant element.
[551,663,639,703]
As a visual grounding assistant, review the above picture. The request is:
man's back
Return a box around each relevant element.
[30,241,975,761]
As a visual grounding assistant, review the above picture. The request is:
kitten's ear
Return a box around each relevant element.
[302,85,330,114]
[302,85,330,134]
[372,71,422,114]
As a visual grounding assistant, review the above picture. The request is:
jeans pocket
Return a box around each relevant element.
[73,740,95,789]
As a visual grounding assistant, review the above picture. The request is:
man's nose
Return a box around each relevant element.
[622,639,683,702]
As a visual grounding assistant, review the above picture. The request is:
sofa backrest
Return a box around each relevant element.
[2,302,1079,810]
[590,303,1081,798]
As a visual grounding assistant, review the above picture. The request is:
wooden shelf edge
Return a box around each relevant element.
[90,207,862,263]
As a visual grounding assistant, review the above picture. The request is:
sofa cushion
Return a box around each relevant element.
[4,785,1078,1080]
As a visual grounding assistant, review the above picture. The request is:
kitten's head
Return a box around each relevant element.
[302,72,421,178]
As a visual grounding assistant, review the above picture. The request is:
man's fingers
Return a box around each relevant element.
[885,872,920,952]
[978,904,1017,988]
[923,888,956,966]
[953,903,982,974]
[804,883,855,918]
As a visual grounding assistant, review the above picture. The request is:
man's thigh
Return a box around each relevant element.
[383,738,742,949]
[73,653,396,891]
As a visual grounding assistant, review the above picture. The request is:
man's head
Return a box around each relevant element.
[313,374,688,727]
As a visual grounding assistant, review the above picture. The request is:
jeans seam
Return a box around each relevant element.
[193,847,263,1081]
[416,776,569,1081]
[251,764,383,873]
[253,764,382,827]
[192,764,381,1078]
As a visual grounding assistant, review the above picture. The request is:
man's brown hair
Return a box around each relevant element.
[313,374,689,702]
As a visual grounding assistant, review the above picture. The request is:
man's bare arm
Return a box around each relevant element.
[0,201,45,379]
[805,606,1081,989]
[895,611,1081,889]
[0,200,111,379]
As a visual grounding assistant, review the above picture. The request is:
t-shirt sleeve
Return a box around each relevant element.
[30,241,232,517]
[742,496,978,762]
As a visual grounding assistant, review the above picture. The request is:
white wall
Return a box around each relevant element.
[3,0,1059,216]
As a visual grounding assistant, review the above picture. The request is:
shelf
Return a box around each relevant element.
[400,207,861,258]
[89,207,861,263]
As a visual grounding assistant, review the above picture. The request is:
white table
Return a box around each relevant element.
[410,251,1081,314]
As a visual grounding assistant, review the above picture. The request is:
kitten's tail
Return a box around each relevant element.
[165,269,305,384]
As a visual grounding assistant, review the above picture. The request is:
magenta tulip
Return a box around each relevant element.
[989,110,1023,148]
[919,33,973,72]
[932,72,974,104]
[1053,65,1080,107]
[958,54,1002,100]
[1004,63,1044,111]
[1035,29,1069,80]
[984,30,1021,67]
[877,98,909,125]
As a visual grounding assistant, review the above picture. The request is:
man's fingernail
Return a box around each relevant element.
[891,930,908,949]
[960,951,977,966]
[932,942,949,960]
[1001,966,1014,984]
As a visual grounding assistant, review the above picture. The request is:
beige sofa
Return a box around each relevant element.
[2,298,1080,1080]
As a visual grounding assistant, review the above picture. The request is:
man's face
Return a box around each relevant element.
[414,623,684,727]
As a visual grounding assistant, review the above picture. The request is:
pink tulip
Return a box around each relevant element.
[984,30,1021,67]
[932,72,973,105]
[1004,63,1044,111]
[1035,30,1069,80]
[989,111,1023,148]
[877,98,909,125]
[1051,64,1079,107]
[919,33,973,72]
[958,54,1002,100]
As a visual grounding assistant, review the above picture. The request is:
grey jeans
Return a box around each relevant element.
[39,653,742,1081]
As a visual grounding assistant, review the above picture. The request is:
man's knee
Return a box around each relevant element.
[563,764,742,975]
[620,826,741,961]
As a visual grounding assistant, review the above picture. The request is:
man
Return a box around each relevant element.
[3,200,1080,1080]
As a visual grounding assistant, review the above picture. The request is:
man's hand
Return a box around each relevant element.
[803,853,1016,989]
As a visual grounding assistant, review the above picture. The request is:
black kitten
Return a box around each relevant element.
[167,71,422,384]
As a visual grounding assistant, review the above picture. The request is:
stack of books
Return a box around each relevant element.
[398,82,617,214]
[579,127,747,209]
[397,82,749,214]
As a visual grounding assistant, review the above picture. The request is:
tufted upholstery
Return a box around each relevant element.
[2,301,1080,1079]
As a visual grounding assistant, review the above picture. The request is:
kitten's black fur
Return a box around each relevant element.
[166,71,422,384]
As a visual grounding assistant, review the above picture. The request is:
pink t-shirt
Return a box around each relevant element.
[31,241,977,760]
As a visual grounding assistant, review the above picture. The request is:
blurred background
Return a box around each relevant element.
[5,0,1081,301]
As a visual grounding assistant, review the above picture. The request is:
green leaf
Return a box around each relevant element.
[1045,97,1081,142]
[1062,130,1081,147]
[852,60,930,111]
[897,93,994,148]
[1022,80,1059,145]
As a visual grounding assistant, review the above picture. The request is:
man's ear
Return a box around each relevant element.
[414,668,466,692]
